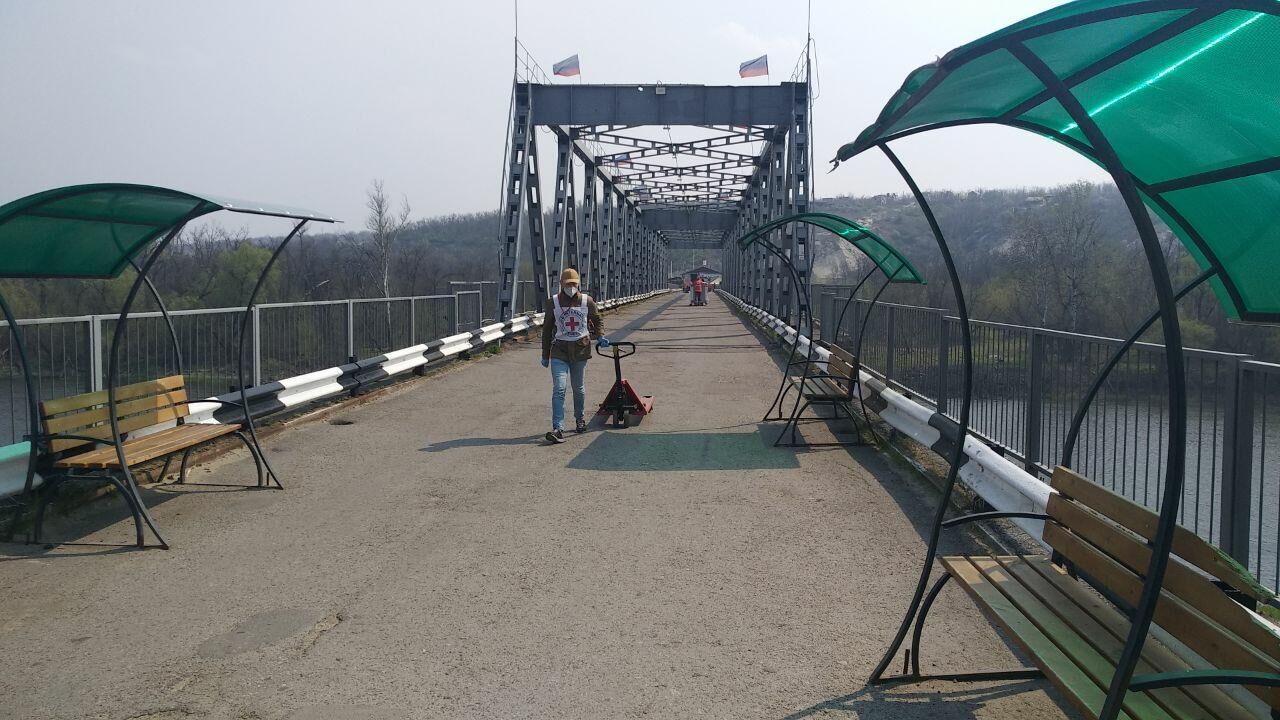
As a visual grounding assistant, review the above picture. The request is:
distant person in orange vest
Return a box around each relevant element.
[691,275,706,306]
[541,268,606,443]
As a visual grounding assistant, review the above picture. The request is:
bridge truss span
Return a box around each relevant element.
[495,79,810,322]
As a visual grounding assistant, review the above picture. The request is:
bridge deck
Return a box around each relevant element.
[0,293,1071,720]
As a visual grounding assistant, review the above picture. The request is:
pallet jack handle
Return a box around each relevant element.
[596,341,635,389]
[594,341,636,361]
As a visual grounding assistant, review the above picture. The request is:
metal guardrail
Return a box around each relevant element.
[814,286,1280,589]
[0,293,473,448]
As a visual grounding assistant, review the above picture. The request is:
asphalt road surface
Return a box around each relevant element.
[0,292,1072,720]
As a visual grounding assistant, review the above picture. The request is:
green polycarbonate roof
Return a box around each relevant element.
[834,1,1280,321]
[739,212,924,284]
[0,184,336,279]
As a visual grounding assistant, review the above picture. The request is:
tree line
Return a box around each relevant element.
[811,182,1280,361]
[5,180,1276,360]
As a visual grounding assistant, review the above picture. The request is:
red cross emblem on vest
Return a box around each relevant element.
[564,314,580,333]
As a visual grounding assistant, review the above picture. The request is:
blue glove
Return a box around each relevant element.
[541,356,549,368]
[596,337,611,348]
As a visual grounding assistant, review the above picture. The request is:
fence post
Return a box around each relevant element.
[90,315,104,392]
[937,313,950,416]
[821,294,831,343]
[410,297,416,346]
[1024,330,1045,474]
[453,295,460,335]
[346,300,355,363]
[1221,358,1254,567]
[251,305,262,387]
[885,305,896,384]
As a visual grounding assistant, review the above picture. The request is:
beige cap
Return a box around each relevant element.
[560,267,580,285]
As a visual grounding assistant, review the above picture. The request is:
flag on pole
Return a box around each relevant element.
[553,54,581,77]
[738,55,768,78]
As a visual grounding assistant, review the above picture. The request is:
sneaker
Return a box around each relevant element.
[575,417,588,434]
[545,429,566,444]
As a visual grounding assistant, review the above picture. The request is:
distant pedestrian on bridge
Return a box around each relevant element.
[541,267,608,443]
[690,274,706,306]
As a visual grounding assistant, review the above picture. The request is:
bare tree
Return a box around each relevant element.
[1006,182,1103,331]
[360,179,412,299]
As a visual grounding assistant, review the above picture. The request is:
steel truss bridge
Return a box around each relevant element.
[496,62,812,324]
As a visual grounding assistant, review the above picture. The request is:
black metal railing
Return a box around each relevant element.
[815,288,1280,589]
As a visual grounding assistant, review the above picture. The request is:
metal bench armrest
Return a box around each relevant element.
[941,511,1049,529]
[1129,669,1280,691]
[36,432,118,448]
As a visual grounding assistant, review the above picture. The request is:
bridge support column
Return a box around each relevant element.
[622,199,634,297]
[497,84,532,322]
[785,82,812,325]
[548,132,572,290]
[526,127,551,303]
[582,160,598,295]
[564,151,579,274]
[601,180,615,300]
[769,132,789,322]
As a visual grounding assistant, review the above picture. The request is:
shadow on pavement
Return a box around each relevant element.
[567,424,800,472]
[419,435,544,452]
[782,680,1054,719]
[0,481,183,557]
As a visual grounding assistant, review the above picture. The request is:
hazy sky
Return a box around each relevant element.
[1,0,1111,229]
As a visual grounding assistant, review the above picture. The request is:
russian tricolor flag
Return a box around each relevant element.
[739,55,768,78]
[553,54,581,77]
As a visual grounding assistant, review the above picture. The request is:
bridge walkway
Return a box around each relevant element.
[0,292,1072,720]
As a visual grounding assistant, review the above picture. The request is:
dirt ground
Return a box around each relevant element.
[0,292,1074,720]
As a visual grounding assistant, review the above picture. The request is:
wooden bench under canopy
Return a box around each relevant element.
[0,184,335,548]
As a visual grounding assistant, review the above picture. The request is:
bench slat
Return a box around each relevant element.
[47,405,187,453]
[55,423,239,469]
[944,556,1142,720]
[999,555,1255,720]
[1053,467,1270,603]
[1046,523,1280,709]
[1048,495,1280,671]
[40,375,184,416]
[787,376,848,401]
[970,557,1176,720]
[43,391,189,435]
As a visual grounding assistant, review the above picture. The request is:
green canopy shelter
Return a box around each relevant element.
[829,3,1280,716]
[736,212,924,447]
[738,211,924,285]
[0,184,335,549]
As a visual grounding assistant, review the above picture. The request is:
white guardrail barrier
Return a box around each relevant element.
[0,290,671,498]
[720,290,1052,545]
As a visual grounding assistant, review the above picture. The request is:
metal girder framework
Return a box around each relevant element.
[497,85,532,322]
[531,84,796,126]
[525,129,551,302]
[495,76,809,319]
[548,133,572,292]
[582,158,600,297]
[784,83,811,324]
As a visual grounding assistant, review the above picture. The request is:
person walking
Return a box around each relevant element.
[541,268,608,443]
[691,274,706,306]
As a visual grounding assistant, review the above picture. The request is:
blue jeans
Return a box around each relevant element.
[550,358,587,430]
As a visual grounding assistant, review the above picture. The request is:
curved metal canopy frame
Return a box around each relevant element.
[0,184,336,549]
[830,3,1280,714]
[733,212,924,447]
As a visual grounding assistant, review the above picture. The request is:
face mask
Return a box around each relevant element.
[563,285,578,297]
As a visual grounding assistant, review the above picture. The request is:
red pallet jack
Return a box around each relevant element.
[595,341,654,427]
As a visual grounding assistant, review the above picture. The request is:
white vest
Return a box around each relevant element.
[553,294,591,342]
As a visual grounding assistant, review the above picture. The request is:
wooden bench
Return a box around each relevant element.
[928,466,1280,719]
[774,341,866,447]
[40,375,248,472]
